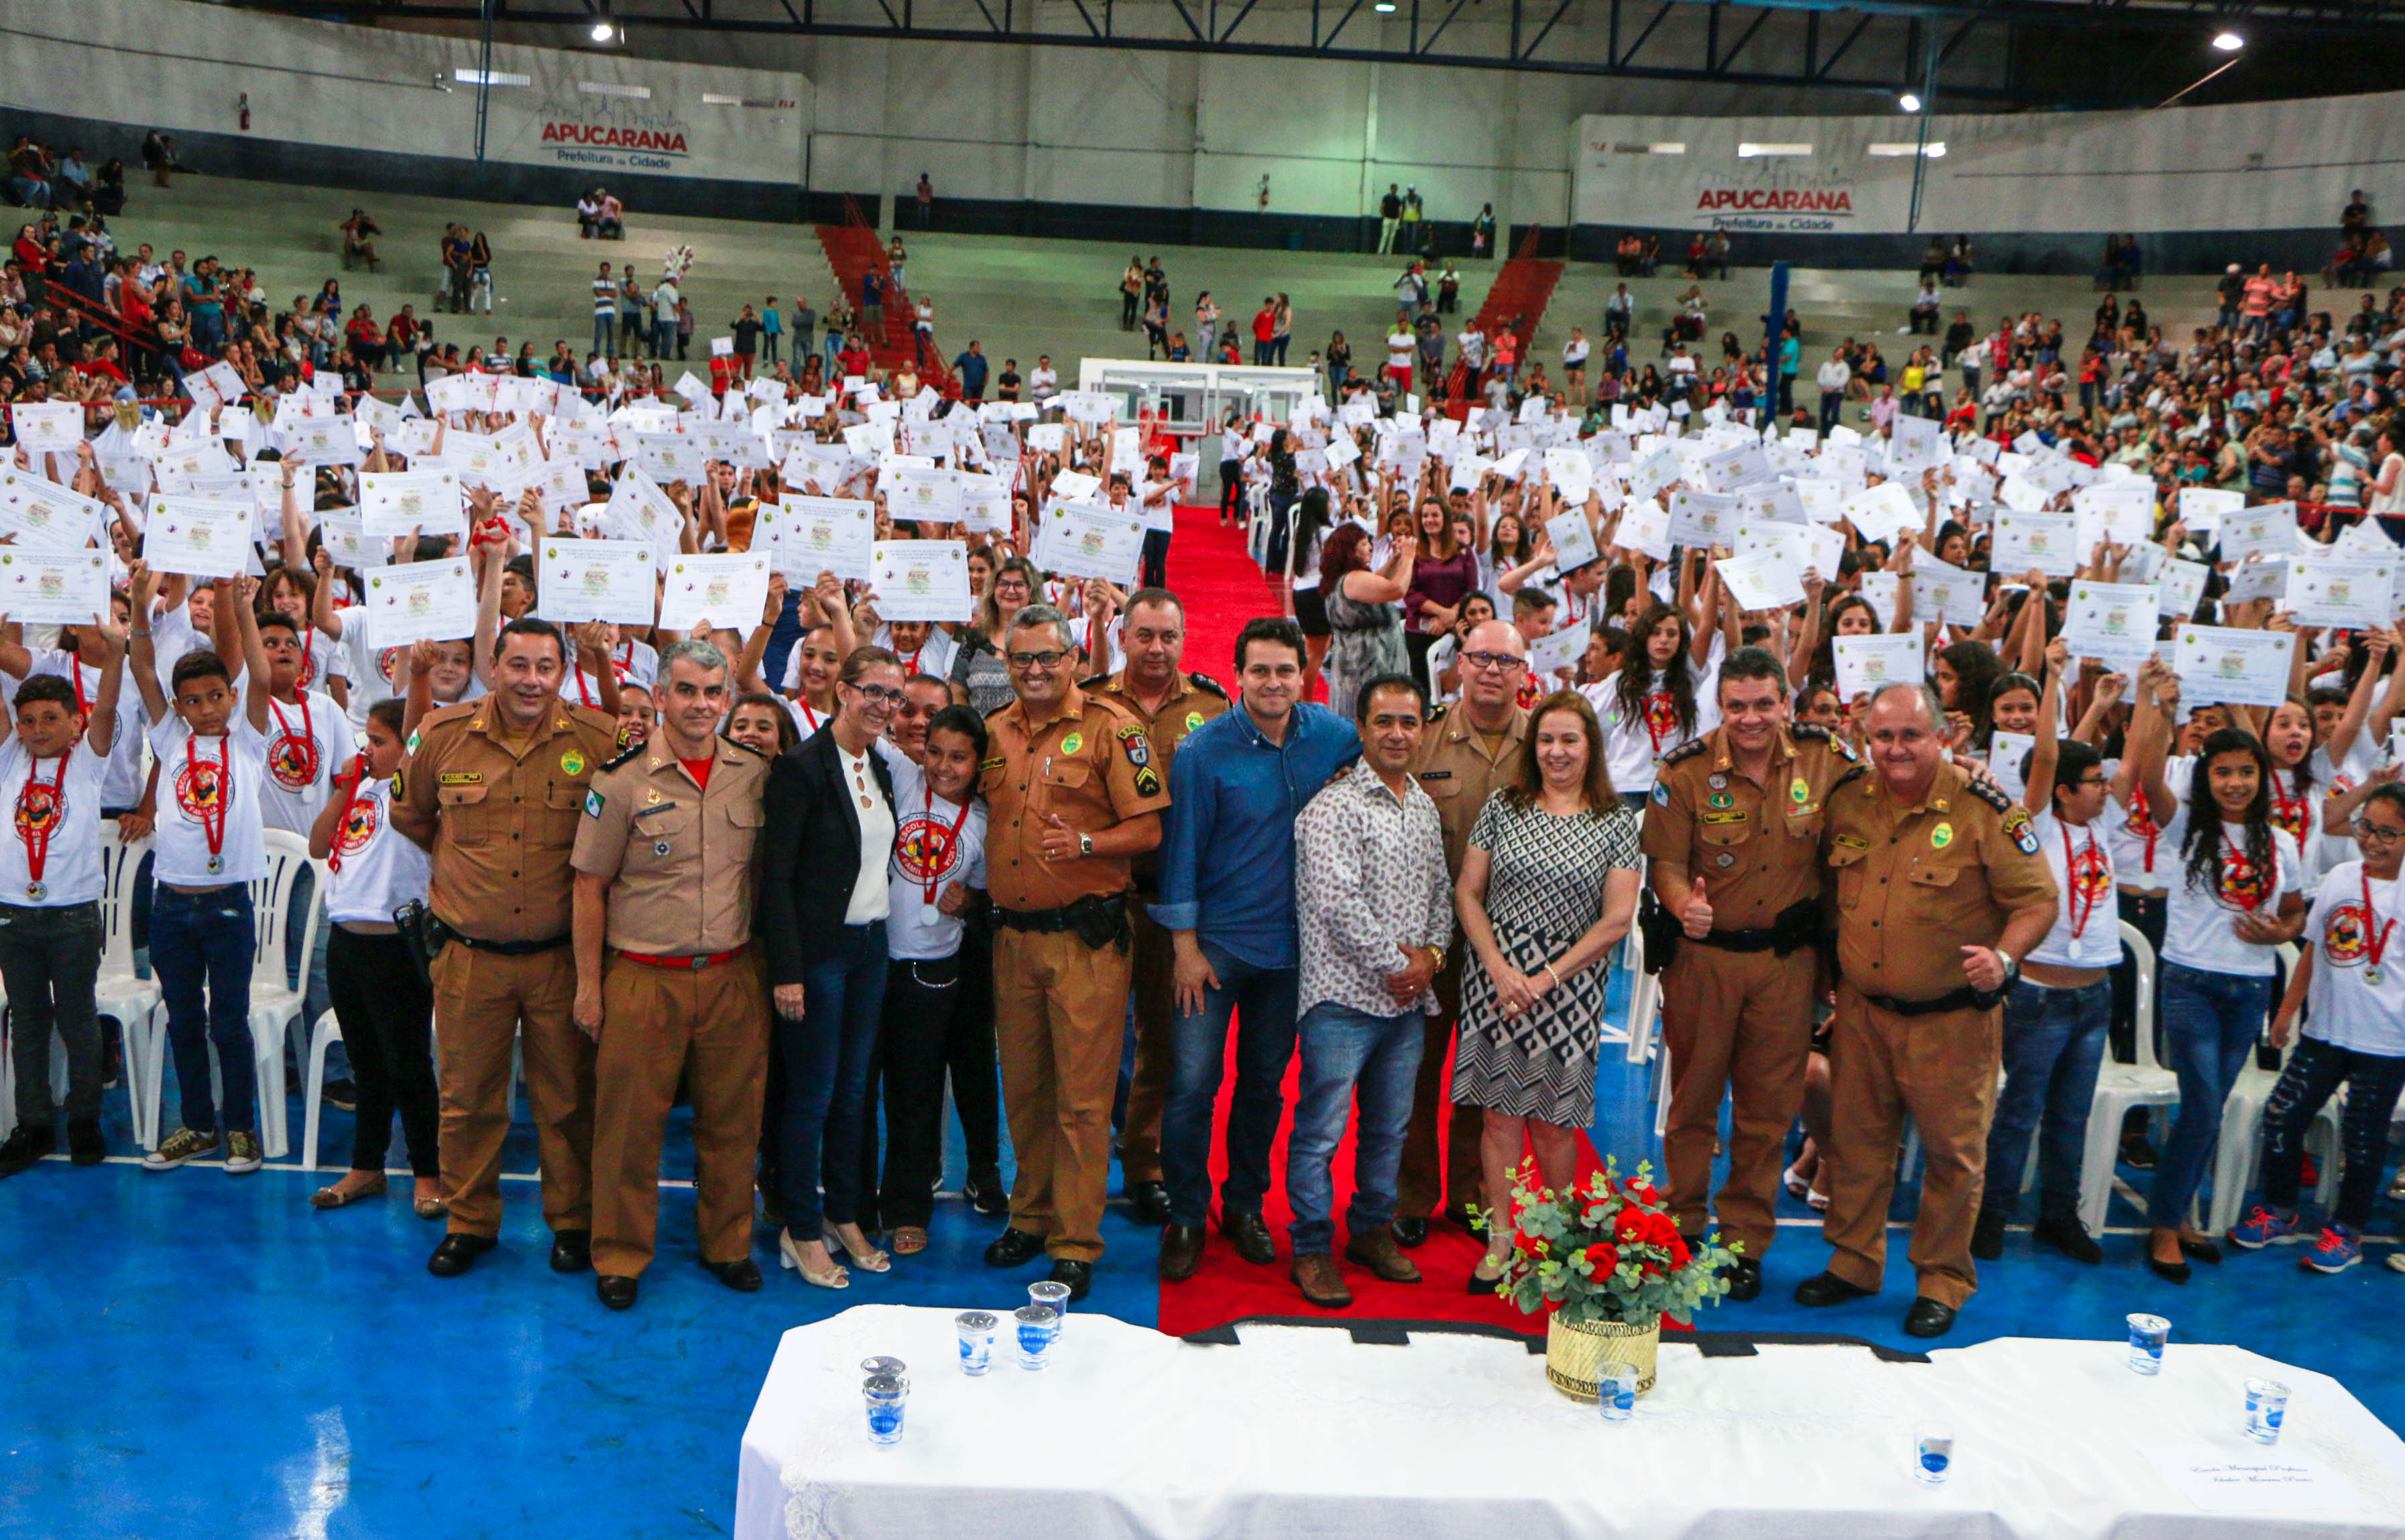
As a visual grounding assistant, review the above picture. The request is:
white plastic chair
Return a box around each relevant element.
[1622,921,1663,1067]
[300,1007,343,1173]
[243,834,326,1159]
[93,824,164,1148]
[2074,919,2174,1236]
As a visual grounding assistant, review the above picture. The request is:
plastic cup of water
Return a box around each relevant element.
[1029,1280,1072,1332]
[863,1372,908,1445]
[1595,1360,1639,1423]
[1014,1304,1060,1370]
[1913,1423,1954,1486]
[2244,1378,2290,1445]
[2125,1314,2170,1376]
[860,1356,908,1377]
[955,1311,998,1376]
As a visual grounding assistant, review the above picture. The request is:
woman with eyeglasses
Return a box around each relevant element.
[949,556,1040,716]
[2228,780,2405,1275]
[759,646,908,1290]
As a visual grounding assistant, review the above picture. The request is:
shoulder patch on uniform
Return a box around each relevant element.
[2001,804,2040,855]
[1650,782,1670,807]
[1967,778,2015,815]
[583,789,604,818]
[1661,738,1709,766]
[1188,671,1230,700]
[1832,764,1868,792]
[1794,722,1858,761]
[1133,764,1162,798]
[1116,723,1151,768]
[602,744,645,772]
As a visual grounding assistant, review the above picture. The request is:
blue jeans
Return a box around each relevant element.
[652,318,674,358]
[2152,961,2274,1228]
[1286,1002,1424,1255]
[1161,941,1299,1227]
[592,314,614,356]
[1983,978,2109,1218]
[777,923,888,1236]
[152,886,258,1135]
[190,309,225,357]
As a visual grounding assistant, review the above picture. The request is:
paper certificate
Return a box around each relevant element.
[539,539,658,628]
[955,471,1012,535]
[1990,510,2080,579]
[1031,499,1144,587]
[2285,556,2396,631]
[145,497,255,580]
[1912,553,1991,629]
[870,540,974,624]
[2157,556,2210,619]
[774,496,877,583]
[2062,580,2161,671]
[2072,482,2154,552]
[317,510,390,571]
[1527,618,1589,677]
[1841,483,1920,544]
[656,552,772,634]
[358,470,463,538]
[2216,504,2298,568]
[1714,550,1807,613]
[9,402,83,455]
[0,471,105,550]
[1665,489,1740,551]
[2174,624,2298,709]
[1830,632,1924,701]
[632,432,703,485]
[1545,510,1600,573]
[0,549,110,625]
[1987,730,2036,803]
[361,559,477,648]
[2223,556,2285,605]
[887,464,964,525]
[2177,486,2244,536]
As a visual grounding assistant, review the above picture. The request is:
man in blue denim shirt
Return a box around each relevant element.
[1152,617,1359,1281]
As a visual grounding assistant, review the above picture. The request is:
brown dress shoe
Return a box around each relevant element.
[1344,1227,1423,1283]
[1159,1224,1206,1281]
[1292,1252,1354,1309]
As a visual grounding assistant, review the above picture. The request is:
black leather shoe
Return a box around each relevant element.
[1159,1224,1206,1281]
[1221,1209,1277,1266]
[703,1256,764,1293]
[0,1124,52,1178]
[427,1232,497,1278]
[1901,1296,1957,1338]
[1719,1257,1763,1302]
[2033,1213,2103,1265]
[2144,1250,2192,1284]
[1047,1258,1094,1303]
[1390,1216,1430,1249]
[1128,1180,1172,1226]
[597,1274,639,1311]
[2179,1234,2224,1266]
[549,1229,592,1273]
[984,1227,1047,1268]
[1793,1270,1877,1307]
[964,1168,1010,1218]
[1970,1208,2008,1262]
[66,1118,105,1165]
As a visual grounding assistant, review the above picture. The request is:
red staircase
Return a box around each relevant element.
[1442,225,1564,417]
[814,196,956,397]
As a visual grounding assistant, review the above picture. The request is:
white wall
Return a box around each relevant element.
[0,0,809,186]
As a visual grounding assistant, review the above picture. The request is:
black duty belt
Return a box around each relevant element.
[1690,927,1783,954]
[1861,985,1989,1018]
[451,931,572,956]
[994,893,1130,953]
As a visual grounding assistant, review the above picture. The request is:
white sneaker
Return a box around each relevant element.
[2386,1250,2405,1275]
[224,1130,263,1175]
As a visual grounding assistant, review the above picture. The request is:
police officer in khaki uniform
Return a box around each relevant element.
[570,640,770,1310]
[1084,587,1228,1227]
[979,605,1171,1301]
[1395,617,1529,1247]
[1795,683,2056,1338]
[396,617,622,1279]
[1640,647,1858,1298]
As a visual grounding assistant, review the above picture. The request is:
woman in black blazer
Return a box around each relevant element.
[758,646,904,1289]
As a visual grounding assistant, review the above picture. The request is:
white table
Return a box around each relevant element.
[736,1305,2405,1540]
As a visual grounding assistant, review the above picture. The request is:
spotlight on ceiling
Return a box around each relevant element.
[591,20,615,41]
[1898,93,1922,112]
[2211,30,2244,50]
[1373,3,1397,11]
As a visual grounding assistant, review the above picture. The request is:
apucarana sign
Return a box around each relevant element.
[483,59,804,184]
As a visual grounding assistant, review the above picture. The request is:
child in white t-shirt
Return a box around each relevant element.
[128,567,278,1176]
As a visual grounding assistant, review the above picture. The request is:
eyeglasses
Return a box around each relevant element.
[848,683,906,706]
[1462,652,1527,673]
[2358,824,2405,847]
[992,578,1033,593]
[1006,650,1069,670]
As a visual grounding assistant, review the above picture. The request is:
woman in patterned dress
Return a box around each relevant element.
[1454,690,1643,1290]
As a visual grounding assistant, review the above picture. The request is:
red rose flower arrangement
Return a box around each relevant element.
[1479,1157,1740,1326]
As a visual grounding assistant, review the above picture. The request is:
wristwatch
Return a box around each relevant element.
[1422,945,1446,970]
[1992,947,2019,988]
[1076,831,1093,858]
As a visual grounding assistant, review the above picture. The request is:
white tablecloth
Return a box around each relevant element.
[736,1305,2405,1540]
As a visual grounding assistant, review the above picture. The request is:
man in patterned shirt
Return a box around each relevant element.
[1285,673,1454,1308]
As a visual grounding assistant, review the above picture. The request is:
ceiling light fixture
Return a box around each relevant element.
[591,21,615,42]
[2211,31,2244,50]
[1898,93,1921,113]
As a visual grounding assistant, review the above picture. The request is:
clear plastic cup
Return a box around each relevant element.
[1029,1280,1072,1332]
[1596,1360,1639,1423]
[863,1372,908,1445]
[860,1355,908,1377]
[955,1311,998,1376]
[1014,1304,1060,1370]
[2244,1378,2290,1445]
[1913,1423,1954,1486]
[2125,1314,2170,1376]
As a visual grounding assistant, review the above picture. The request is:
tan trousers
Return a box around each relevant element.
[1397,950,1485,1220]
[431,945,595,1240]
[1660,944,1816,1258]
[590,952,769,1278]
[1821,984,2001,1308]
[1117,906,1176,1187]
[994,925,1130,1263]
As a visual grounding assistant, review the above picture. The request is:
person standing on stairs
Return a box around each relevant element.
[861,267,885,347]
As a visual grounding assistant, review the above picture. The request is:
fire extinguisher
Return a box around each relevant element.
[238,93,251,131]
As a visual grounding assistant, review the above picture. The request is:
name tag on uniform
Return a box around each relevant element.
[437,772,482,786]
[1419,769,1452,781]
[1834,833,1869,852]
[1700,811,1748,826]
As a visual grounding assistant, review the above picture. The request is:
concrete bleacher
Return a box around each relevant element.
[105,173,2235,404]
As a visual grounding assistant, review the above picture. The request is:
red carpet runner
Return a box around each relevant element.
[1150,504,1602,1336]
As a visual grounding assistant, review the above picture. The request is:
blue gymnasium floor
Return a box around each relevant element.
[7,974,2404,1539]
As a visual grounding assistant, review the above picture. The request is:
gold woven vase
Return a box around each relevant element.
[1544,1312,1661,1401]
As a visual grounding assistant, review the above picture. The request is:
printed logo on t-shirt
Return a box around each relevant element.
[14,780,63,839]
[2066,837,2113,908]
[336,794,379,857]
[2323,901,2374,966]
[2215,845,2272,912]
[1643,691,1682,742]
[894,810,966,888]
[270,733,324,791]
[173,756,227,820]
[377,647,404,687]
